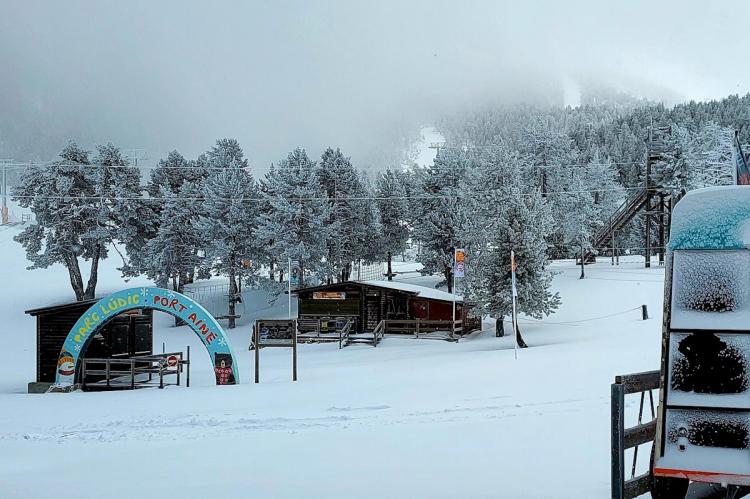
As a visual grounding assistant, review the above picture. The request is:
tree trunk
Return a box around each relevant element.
[65,253,86,301]
[496,316,504,337]
[269,260,275,281]
[83,244,101,300]
[445,267,453,293]
[387,251,393,281]
[515,323,528,348]
[579,241,585,279]
[228,264,237,329]
[172,274,178,291]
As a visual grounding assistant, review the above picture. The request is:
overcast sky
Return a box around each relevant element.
[1,0,748,170]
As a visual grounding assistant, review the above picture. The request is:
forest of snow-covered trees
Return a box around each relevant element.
[12,92,750,326]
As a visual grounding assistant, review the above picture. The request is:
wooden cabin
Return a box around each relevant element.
[294,280,481,335]
[25,300,153,393]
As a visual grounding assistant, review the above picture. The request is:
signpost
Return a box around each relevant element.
[254,319,298,383]
[453,248,465,338]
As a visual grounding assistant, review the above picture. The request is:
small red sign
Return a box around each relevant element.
[166,355,178,367]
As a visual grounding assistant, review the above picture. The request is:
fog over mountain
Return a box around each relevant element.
[1,0,748,169]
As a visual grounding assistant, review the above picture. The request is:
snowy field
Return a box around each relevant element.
[0,224,672,498]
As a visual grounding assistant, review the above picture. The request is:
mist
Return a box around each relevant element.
[1,0,748,170]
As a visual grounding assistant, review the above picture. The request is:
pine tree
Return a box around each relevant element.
[144,182,202,291]
[256,148,330,287]
[316,148,378,282]
[92,143,157,280]
[196,139,259,329]
[411,147,469,292]
[458,151,560,346]
[375,168,409,280]
[13,142,107,300]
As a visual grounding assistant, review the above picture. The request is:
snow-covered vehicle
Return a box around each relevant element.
[652,186,750,498]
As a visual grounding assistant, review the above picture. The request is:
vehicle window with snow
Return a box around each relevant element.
[671,250,750,330]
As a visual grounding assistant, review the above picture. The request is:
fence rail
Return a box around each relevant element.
[81,350,190,390]
[611,369,659,499]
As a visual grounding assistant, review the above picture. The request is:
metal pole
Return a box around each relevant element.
[186,345,190,388]
[1,161,7,225]
[288,257,292,319]
[452,248,456,341]
[511,250,518,360]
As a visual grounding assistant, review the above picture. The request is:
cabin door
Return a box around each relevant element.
[364,290,381,330]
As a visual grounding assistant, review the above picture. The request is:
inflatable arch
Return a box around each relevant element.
[54,287,239,387]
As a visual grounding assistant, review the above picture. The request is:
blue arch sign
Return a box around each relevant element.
[55,287,239,387]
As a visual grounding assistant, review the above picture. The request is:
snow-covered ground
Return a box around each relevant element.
[0,224,674,498]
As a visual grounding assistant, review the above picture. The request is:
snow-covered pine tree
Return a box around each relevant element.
[411,147,469,292]
[92,143,157,280]
[196,139,259,329]
[520,118,579,257]
[140,150,208,286]
[13,142,108,300]
[456,145,517,314]
[375,168,409,280]
[256,148,330,287]
[558,150,621,278]
[147,150,208,198]
[684,121,734,188]
[144,181,202,291]
[464,160,560,344]
[316,148,378,283]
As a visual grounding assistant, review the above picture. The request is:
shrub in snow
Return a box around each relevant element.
[671,333,747,394]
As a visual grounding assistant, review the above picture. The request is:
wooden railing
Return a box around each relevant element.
[373,320,385,346]
[611,370,660,499]
[81,351,190,390]
[338,320,353,349]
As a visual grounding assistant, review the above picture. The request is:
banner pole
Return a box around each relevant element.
[452,248,456,340]
[288,257,292,319]
[512,250,518,360]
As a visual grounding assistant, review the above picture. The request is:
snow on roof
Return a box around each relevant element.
[359,280,463,302]
[670,186,750,250]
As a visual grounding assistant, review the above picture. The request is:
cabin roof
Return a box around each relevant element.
[294,280,463,303]
[25,299,99,316]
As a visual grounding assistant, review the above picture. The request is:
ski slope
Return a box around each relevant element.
[0,225,669,498]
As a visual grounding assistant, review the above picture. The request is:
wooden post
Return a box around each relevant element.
[187,345,191,388]
[292,323,298,382]
[176,353,181,387]
[611,382,625,499]
[254,324,260,384]
[106,359,110,388]
[130,358,135,389]
[658,194,666,266]
[641,305,649,320]
[159,362,164,389]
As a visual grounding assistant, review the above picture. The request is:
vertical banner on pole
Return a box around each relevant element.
[453,249,465,339]
[511,250,518,360]
[454,248,465,277]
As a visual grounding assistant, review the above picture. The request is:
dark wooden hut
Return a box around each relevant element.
[25,300,153,393]
[293,280,481,335]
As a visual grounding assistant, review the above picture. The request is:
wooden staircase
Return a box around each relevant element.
[340,320,384,348]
